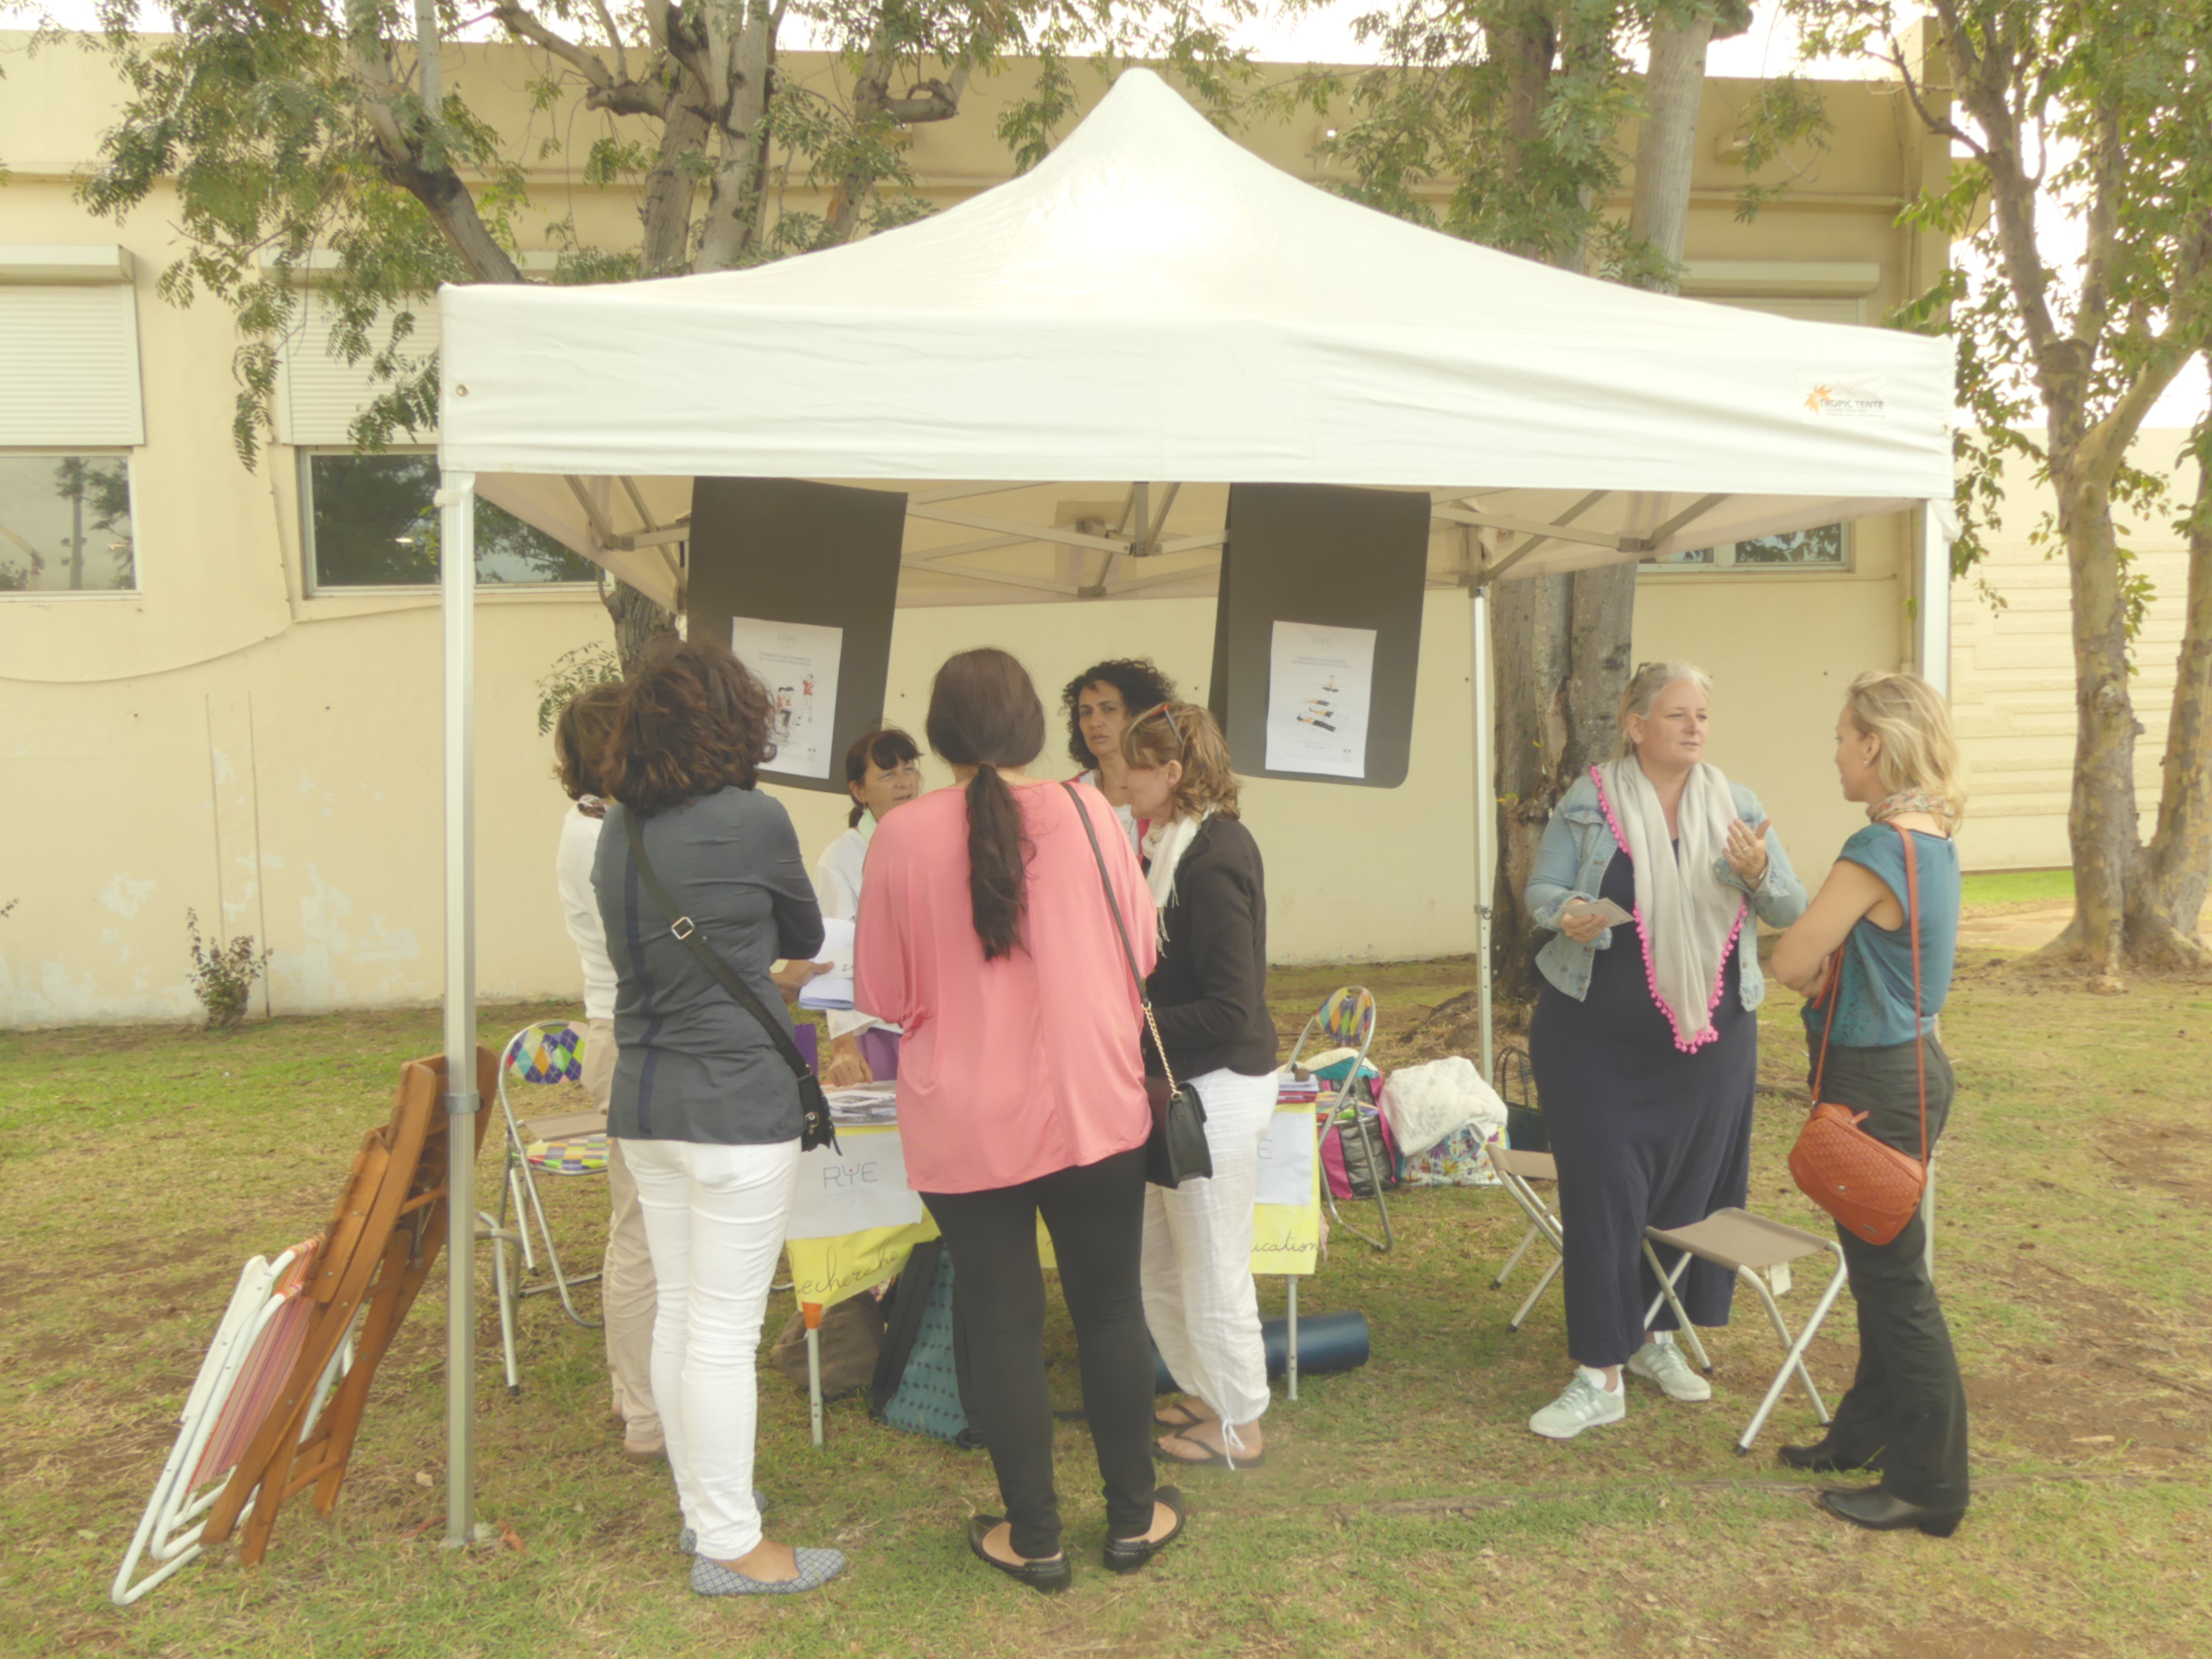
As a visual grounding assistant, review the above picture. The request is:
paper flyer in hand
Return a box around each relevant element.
[731,617,843,780]
[1264,620,1376,780]
[797,916,855,1010]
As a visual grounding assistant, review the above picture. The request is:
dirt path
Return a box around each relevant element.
[1956,900,2212,953]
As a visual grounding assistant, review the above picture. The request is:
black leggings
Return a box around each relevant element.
[921,1146,1155,1559]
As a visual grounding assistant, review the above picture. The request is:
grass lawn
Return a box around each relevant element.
[1958,868,2075,909]
[4,956,2209,1658]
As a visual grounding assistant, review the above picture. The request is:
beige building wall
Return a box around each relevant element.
[1948,430,2204,869]
[1,36,1950,1024]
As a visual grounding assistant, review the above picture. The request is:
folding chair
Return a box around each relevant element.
[1485,1147,1565,1330]
[1287,985,1394,1253]
[488,1022,607,1394]
[1639,1207,1850,1454]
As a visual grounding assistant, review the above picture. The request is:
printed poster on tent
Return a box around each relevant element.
[1264,620,1375,780]
[731,617,843,781]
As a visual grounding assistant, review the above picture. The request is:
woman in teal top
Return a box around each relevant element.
[1773,671,1968,1538]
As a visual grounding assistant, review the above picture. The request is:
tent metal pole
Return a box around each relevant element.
[1469,578,1495,1086]
[1915,499,1952,697]
[438,473,480,1550]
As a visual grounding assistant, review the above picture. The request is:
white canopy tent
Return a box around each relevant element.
[431,67,1954,1542]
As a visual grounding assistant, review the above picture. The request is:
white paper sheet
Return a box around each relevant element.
[731,617,844,780]
[1264,620,1376,779]
[1255,1108,1318,1208]
[788,1128,925,1238]
[797,915,855,1009]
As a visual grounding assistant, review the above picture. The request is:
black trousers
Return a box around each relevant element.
[1809,1033,1970,1511]
[920,1146,1156,1558]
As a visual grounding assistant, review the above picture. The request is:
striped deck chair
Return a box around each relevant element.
[110,1238,352,1605]
[1287,986,1395,1253]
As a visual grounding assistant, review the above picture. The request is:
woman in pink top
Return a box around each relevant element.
[855,648,1186,1592]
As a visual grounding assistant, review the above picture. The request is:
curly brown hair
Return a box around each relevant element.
[1120,701,1240,821]
[553,681,625,800]
[1060,658,1177,770]
[603,638,779,815]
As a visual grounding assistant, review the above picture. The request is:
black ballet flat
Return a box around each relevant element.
[1778,1439,1877,1474]
[1104,1486,1186,1575]
[1817,1486,1964,1538]
[966,1516,1072,1593]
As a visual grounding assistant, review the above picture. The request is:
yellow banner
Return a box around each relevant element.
[787,1107,1321,1310]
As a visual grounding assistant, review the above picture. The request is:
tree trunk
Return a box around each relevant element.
[694,8,773,272]
[1490,572,1574,1000]
[2129,422,2212,968]
[1627,11,1717,279]
[640,92,711,275]
[2047,471,2141,980]
[604,577,677,673]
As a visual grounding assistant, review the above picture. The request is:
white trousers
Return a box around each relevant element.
[620,1135,800,1561]
[1141,1066,1280,1433]
[583,1019,659,1442]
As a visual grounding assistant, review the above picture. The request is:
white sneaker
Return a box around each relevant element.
[1528,1367,1627,1440]
[1627,1336,1712,1402]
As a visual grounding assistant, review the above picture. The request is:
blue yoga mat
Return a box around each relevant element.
[1152,1310,1370,1393]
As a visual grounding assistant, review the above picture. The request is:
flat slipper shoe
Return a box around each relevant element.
[690,1547,844,1597]
[965,1516,1072,1594]
[1154,1434,1266,1471]
[677,1491,768,1554]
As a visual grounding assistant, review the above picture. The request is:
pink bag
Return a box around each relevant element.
[1319,1104,1399,1199]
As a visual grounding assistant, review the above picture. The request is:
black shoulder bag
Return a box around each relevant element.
[1060,782,1212,1188]
[621,808,839,1154]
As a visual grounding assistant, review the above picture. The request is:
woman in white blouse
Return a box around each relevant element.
[813,726,922,1086]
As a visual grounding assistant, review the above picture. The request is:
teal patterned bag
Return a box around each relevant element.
[870,1241,977,1447]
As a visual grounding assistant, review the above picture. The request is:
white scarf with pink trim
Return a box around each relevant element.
[1592,759,1748,1051]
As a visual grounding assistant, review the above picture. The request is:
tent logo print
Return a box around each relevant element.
[1802,377,1888,420]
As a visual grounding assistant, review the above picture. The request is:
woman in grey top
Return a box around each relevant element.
[593,638,843,1598]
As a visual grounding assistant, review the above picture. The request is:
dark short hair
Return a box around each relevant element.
[554,681,625,800]
[1059,658,1178,770]
[843,724,922,828]
[603,638,778,815]
[926,649,1046,961]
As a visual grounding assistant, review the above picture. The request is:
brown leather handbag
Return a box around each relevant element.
[1788,823,1930,1247]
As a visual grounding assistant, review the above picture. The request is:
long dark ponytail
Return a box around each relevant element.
[925,649,1046,961]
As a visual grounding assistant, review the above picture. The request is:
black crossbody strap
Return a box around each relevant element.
[621,806,816,1085]
[1060,782,1182,1098]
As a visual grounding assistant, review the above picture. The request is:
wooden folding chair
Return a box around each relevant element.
[202,1047,495,1566]
[1287,985,1394,1253]
[1639,1207,1850,1454]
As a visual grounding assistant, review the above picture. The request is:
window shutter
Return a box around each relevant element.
[274,296,442,446]
[0,284,145,446]
[1713,294,1865,326]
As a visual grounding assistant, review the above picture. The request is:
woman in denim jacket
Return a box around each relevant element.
[1522,662,1807,1441]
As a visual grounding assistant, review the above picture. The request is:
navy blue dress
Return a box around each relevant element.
[1527,847,1756,1368]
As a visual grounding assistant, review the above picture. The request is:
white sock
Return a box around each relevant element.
[1577,1364,1619,1395]
[1650,1330,1673,1347]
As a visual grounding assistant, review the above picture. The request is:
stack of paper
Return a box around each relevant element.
[797,917,857,1011]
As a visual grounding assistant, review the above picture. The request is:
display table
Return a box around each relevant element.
[786,1084,1324,1443]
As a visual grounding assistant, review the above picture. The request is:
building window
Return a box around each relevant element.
[1650,522,1849,571]
[0,453,135,593]
[300,451,598,590]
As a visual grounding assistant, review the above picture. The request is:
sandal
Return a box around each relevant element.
[1154,1429,1266,1472]
[1153,1401,1211,1431]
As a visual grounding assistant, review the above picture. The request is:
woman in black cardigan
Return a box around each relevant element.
[1118,702,1280,1471]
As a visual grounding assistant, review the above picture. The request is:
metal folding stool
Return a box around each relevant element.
[1485,1146,1566,1330]
[1639,1207,1850,1454]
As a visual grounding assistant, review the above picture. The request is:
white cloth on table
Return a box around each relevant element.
[556,804,617,1021]
[622,1135,799,1562]
[1141,1065,1279,1433]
